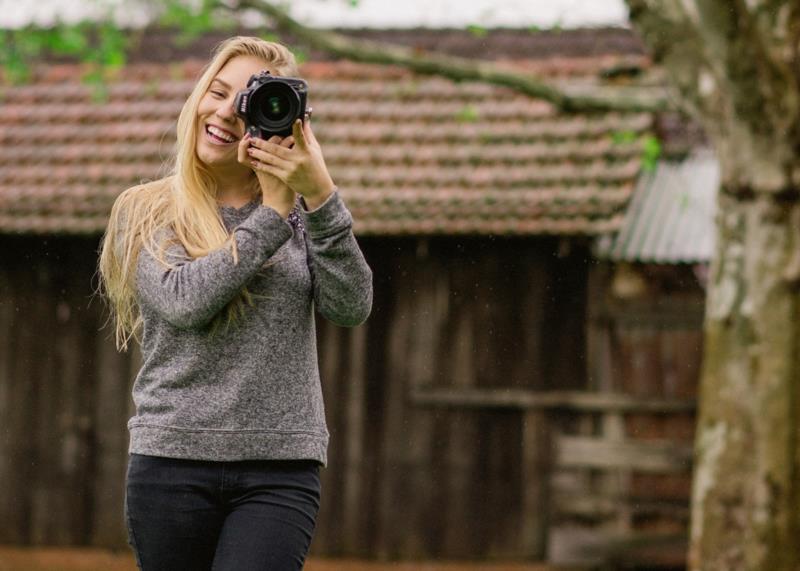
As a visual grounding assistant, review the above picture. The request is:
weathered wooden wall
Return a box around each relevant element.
[0,234,701,565]
[548,262,702,567]
[313,236,590,560]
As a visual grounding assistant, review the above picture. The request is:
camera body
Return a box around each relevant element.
[234,71,308,138]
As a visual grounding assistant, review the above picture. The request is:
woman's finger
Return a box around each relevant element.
[303,116,318,146]
[248,135,282,150]
[280,136,295,149]
[292,119,308,150]
[250,160,285,182]
[247,146,291,170]
[237,132,252,165]
[255,141,293,160]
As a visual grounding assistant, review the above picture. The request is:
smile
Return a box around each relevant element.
[205,124,239,145]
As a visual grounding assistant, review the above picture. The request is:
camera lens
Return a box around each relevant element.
[265,95,289,119]
[251,81,299,132]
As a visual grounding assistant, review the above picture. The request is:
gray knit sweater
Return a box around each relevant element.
[128,190,372,466]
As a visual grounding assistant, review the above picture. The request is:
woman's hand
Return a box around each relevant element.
[238,133,296,219]
[244,116,336,210]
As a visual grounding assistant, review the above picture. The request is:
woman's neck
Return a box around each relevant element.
[213,171,259,208]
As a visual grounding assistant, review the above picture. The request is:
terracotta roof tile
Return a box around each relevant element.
[0,56,654,236]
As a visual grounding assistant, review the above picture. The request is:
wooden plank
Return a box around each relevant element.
[597,299,705,329]
[48,291,93,544]
[586,265,620,394]
[340,324,367,554]
[519,410,551,559]
[438,409,479,557]
[555,493,690,521]
[438,260,481,557]
[89,315,132,547]
[0,267,27,543]
[599,413,632,532]
[397,243,437,558]
[374,248,416,559]
[30,272,60,544]
[311,320,344,554]
[557,435,692,473]
[411,386,696,413]
[549,524,687,567]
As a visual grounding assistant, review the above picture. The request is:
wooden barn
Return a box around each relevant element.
[0,27,710,567]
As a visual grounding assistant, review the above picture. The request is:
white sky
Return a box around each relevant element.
[0,0,629,29]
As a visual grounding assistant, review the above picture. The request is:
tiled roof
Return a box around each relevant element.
[595,149,718,263]
[0,37,656,236]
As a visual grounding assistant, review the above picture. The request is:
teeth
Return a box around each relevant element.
[207,125,236,143]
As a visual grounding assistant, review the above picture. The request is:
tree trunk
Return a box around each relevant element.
[622,2,800,566]
[690,190,800,570]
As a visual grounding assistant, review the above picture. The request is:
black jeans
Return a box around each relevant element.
[124,453,321,571]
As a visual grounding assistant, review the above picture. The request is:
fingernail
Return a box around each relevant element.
[243,132,251,140]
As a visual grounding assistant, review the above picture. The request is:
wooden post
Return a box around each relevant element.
[520,409,551,559]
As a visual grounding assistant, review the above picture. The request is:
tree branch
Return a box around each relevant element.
[234,0,668,114]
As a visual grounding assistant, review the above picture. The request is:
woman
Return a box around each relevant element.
[96,36,373,571]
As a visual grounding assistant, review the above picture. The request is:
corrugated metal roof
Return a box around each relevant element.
[595,149,719,263]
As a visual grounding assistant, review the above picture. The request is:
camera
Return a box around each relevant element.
[234,71,309,138]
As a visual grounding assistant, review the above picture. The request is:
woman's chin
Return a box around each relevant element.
[197,144,233,166]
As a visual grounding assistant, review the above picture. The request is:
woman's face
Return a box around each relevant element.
[195,55,275,170]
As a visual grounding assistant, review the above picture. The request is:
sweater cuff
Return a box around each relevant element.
[298,190,353,238]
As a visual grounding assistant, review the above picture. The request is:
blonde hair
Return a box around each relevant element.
[95,36,300,352]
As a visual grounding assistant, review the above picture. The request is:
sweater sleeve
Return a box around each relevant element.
[298,191,373,327]
[135,205,294,330]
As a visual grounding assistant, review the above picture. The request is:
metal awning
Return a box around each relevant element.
[595,148,719,263]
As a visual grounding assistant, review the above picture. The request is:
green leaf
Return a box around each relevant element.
[641,135,662,172]
[611,130,637,145]
[161,0,227,46]
[90,82,111,104]
[466,24,488,38]
[456,104,480,123]
[13,28,47,58]
[81,68,110,103]
[292,47,308,65]
[3,57,31,85]
[48,26,89,56]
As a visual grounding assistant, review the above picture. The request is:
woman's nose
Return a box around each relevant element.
[215,100,237,121]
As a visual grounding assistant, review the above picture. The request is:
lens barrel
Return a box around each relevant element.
[251,82,300,132]
[234,72,308,138]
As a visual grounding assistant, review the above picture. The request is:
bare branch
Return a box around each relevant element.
[235,0,668,113]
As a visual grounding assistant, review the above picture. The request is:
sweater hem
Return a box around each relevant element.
[129,424,329,466]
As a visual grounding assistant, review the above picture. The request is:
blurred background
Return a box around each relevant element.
[2,1,796,570]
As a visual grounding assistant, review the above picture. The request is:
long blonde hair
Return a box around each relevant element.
[96,36,300,352]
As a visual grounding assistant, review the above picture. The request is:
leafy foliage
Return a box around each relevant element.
[159,0,235,47]
[611,130,662,172]
[455,104,480,123]
[466,24,488,38]
[640,135,661,172]
[0,22,127,98]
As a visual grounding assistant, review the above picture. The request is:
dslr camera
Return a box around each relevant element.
[234,71,309,138]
